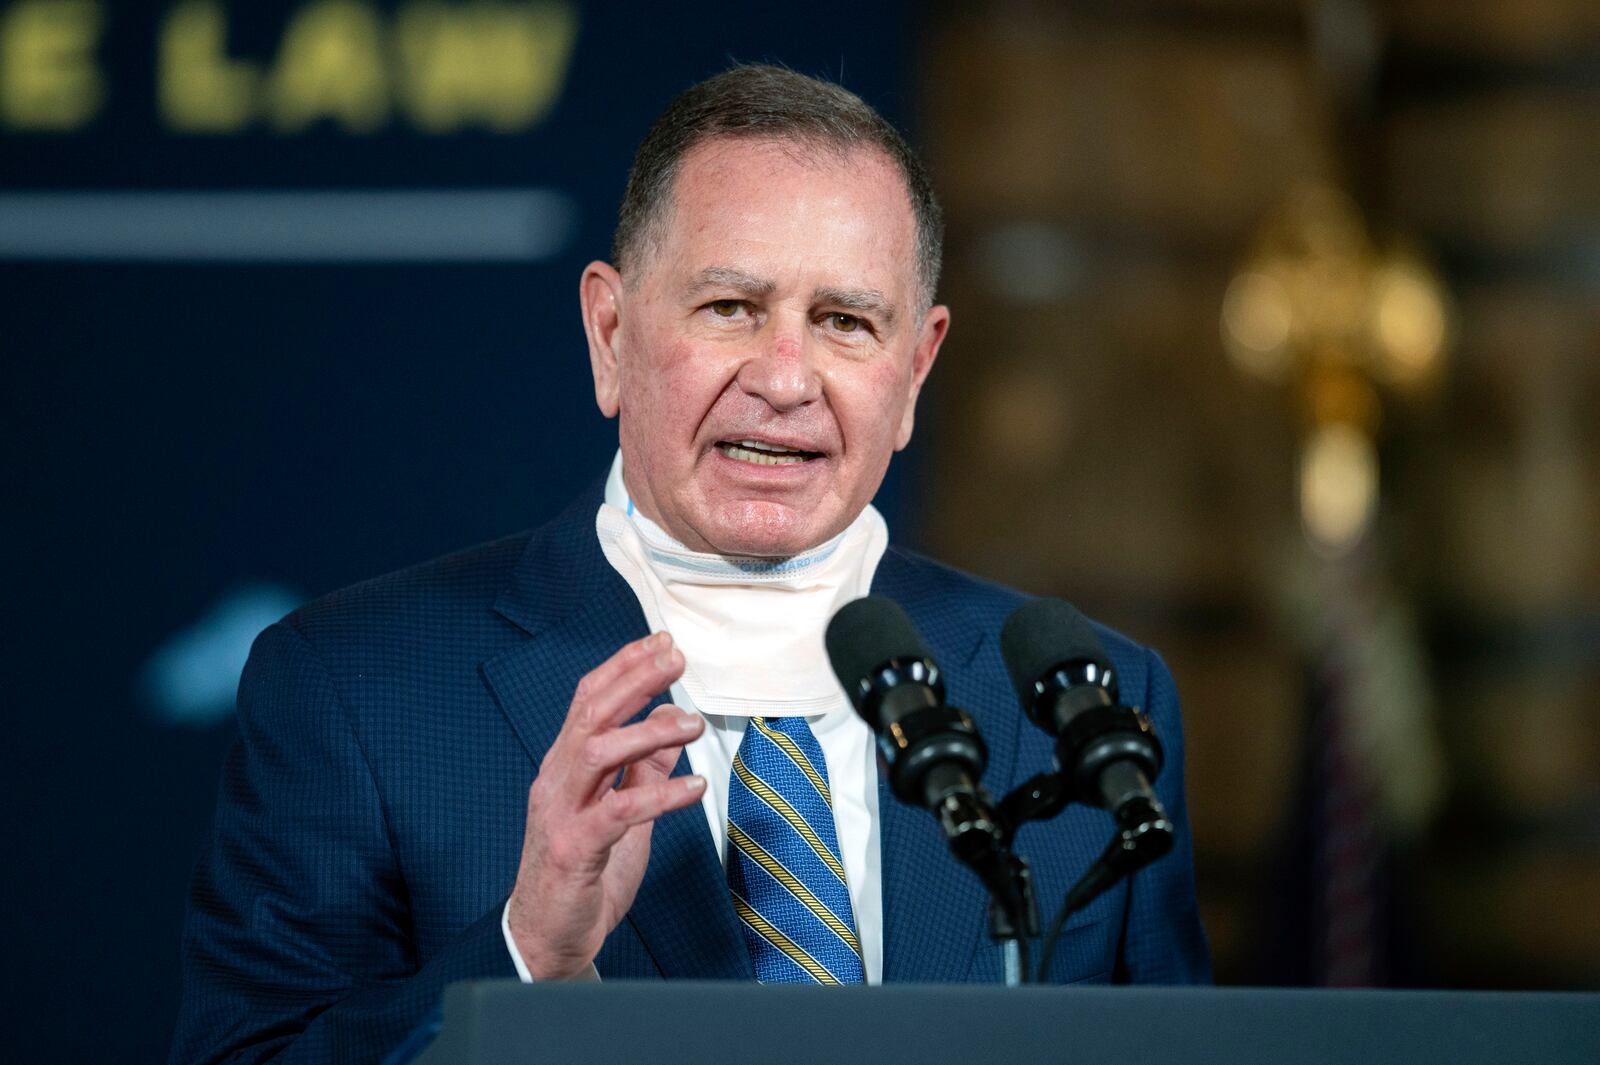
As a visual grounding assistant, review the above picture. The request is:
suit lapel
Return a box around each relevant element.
[626,750,754,979]
[870,549,1019,982]
[481,487,749,980]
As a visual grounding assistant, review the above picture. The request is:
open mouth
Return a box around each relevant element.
[715,439,823,466]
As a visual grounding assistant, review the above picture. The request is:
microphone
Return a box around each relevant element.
[826,596,1001,869]
[999,598,1173,864]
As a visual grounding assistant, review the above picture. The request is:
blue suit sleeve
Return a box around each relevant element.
[170,621,517,1064]
[1115,647,1213,984]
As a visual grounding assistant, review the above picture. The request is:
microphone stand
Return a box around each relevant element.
[928,785,1040,987]
[986,854,1038,987]
[998,771,1173,982]
[922,757,1173,986]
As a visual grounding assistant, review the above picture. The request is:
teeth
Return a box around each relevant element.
[735,439,797,453]
[721,442,808,466]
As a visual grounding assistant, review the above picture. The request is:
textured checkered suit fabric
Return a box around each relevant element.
[169,481,1210,1065]
[727,717,865,984]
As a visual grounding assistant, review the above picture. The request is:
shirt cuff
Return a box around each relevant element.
[500,901,600,983]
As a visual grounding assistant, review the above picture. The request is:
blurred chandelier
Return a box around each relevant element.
[1222,185,1450,556]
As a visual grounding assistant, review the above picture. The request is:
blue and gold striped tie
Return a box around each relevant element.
[726,716,865,984]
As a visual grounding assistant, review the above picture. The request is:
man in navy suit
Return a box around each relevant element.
[172,65,1208,1064]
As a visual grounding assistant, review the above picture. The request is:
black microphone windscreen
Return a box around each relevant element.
[825,596,933,694]
[999,598,1107,700]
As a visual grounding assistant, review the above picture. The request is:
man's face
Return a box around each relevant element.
[581,137,949,556]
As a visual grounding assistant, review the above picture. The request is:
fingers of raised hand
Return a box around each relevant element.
[629,704,701,778]
[569,632,685,733]
[575,703,703,783]
[600,770,707,830]
[567,704,703,840]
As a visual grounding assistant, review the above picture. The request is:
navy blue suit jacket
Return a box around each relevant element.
[171,484,1210,1064]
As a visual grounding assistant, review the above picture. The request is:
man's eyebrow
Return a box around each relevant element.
[685,266,775,298]
[815,286,897,326]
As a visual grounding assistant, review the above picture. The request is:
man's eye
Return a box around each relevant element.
[829,313,862,333]
[709,300,742,318]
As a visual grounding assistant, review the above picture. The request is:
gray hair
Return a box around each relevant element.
[612,63,944,312]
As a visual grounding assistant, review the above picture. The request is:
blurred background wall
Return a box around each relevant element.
[919,0,1600,990]
[2,0,1596,1061]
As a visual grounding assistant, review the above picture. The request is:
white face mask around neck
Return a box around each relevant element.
[595,452,889,717]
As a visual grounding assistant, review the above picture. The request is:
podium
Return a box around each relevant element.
[411,980,1597,1065]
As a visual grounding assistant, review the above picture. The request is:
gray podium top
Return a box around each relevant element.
[413,980,1598,1065]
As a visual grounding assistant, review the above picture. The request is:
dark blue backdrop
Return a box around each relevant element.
[1,4,926,1059]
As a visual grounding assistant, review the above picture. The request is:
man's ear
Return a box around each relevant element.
[894,303,950,450]
[580,261,626,418]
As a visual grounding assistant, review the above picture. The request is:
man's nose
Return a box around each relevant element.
[735,323,822,411]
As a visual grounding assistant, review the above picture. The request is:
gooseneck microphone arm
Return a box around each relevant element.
[998,597,1177,982]
[827,597,1039,985]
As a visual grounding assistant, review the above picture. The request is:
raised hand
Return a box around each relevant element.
[505,631,706,979]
